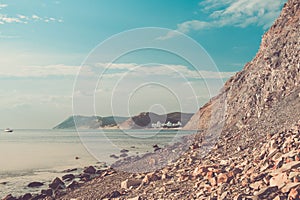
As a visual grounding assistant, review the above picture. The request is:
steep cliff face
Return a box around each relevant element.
[185,0,300,139]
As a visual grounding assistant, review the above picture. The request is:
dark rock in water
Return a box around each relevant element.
[120,153,128,157]
[2,194,16,200]
[152,144,159,148]
[61,168,77,173]
[0,181,7,185]
[41,189,53,196]
[120,149,129,153]
[75,156,79,160]
[27,182,44,188]
[19,193,32,200]
[62,174,75,181]
[49,177,65,190]
[105,191,121,198]
[67,180,80,190]
[83,166,96,174]
[79,173,91,182]
[110,154,119,159]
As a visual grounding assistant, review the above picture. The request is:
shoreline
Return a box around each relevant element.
[1,132,194,200]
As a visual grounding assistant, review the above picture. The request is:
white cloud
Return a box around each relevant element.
[177,20,213,33]
[31,14,41,20]
[156,30,181,40]
[0,64,80,78]
[207,0,285,28]
[160,0,286,39]
[94,63,235,79]
[0,14,22,23]
[0,4,7,9]
[17,14,29,20]
[0,13,63,25]
[0,62,235,80]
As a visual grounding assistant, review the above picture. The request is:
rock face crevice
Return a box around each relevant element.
[185,0,300,144]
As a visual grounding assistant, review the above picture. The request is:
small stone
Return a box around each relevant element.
[105,191,121,198]
[220,191,228,200]
[121,179,142,189]
[41,189,53,196]
[79,173,91,181]
[142,172,160,184]
[220,160,228,165]
[217,173,229,184]
[2,194,16,200]
[281,182,300,193]
[161,173,170,180]
[208,177,217,186]
[288,187,300,199]
[269,173,288,188]
[250,181,263,190]
[233,194,243,200]
[120,149,129,153]
[276,161,300,173]
[120,153,128,157]
[20,193,32,200]
[62,168,77,173]
[289,172,300,180]
[67,181,80,190]
[254,186,278,198]
[193,166,208,177]
[110,154,119,159]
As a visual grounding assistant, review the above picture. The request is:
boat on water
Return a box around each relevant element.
[4,128,13,132]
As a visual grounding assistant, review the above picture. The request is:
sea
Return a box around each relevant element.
[0,129,194,198]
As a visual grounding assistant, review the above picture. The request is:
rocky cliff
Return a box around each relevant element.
[185,0,300,152]
[57,0,300,199]
[5,1,300,200]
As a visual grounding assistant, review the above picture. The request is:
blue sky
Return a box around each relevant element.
[0,0,286,128]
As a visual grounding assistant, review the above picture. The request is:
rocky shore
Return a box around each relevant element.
[2,0,300,199]
[4,121,300,200]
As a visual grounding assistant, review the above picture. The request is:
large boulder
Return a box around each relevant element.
[49,177,65,190]
[62,174,75,181]
[83,166,96,174]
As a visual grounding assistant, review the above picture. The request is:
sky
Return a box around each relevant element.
[0,0,286,129]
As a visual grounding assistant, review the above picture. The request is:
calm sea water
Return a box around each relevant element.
[0,129,194,197]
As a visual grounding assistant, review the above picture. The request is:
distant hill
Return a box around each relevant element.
[119,112,193,129]
[53,115,128,129]
[54,112,193,129]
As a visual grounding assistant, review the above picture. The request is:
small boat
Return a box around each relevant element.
[4,128,13,133]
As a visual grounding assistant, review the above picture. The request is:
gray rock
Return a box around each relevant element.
[83,166,96,174]
[27,182,44,188]
[49,177,65,190]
